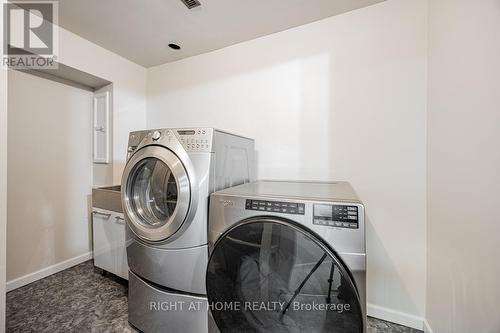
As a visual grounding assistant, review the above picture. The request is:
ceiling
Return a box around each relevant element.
[57,0,386,68]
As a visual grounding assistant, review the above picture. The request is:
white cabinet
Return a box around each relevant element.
[93,91,110,164]
[92,208,128,280]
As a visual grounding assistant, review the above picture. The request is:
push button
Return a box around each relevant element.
[245,199,305,215]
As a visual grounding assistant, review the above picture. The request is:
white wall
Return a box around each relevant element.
[0,69,6,332]
[0,0,7,330]
[7,70,93,282]
[148,0,427,327]
[4,21,146,289]
[57,28,147,184]
[426,1,500,332]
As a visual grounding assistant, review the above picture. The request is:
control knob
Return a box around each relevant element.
[152,131,161,141]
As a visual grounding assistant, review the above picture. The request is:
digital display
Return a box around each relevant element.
[313,204,359,229]
[177,130,196,135]
[314,204,333,218]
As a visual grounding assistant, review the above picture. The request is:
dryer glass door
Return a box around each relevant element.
[129,158,177,226]
[122,145,190,242]
[206,219,363,333]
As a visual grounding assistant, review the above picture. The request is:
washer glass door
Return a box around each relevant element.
[122,146,190,242]
[206,219,363,333]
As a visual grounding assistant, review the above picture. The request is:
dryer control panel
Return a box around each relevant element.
[313,204,359,229]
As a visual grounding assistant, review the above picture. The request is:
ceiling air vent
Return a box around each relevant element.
[181,0,201,9]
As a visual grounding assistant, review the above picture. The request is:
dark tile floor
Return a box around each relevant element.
[6,261,422,333]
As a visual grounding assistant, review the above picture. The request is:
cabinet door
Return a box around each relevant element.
[93,91,110,163]
[113,212,129,280]
[92,208,114,273]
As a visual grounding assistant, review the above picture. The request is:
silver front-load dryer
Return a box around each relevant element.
[207,181,366,333]
[122,128,254,333]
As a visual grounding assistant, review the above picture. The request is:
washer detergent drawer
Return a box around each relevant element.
[127,240,208,294]
[129,271,208,333]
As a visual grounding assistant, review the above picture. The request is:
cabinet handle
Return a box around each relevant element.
[93,211,111,218]
[115,216,126,224]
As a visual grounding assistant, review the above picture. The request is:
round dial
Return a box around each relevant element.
[152,131,161,141]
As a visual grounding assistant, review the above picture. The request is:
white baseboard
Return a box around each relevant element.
[368,303,424,331]
[6,251,93,292]
[423,319,434,333]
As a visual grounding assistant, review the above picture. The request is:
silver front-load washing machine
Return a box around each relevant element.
[207,181,366,333]
[121,128,254,333]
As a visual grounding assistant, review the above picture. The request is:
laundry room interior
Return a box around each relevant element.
[0,0,499,333]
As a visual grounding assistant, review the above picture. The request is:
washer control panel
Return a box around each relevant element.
[313,204,359,229]
[246,199,305,215]
[175,129,213,152]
